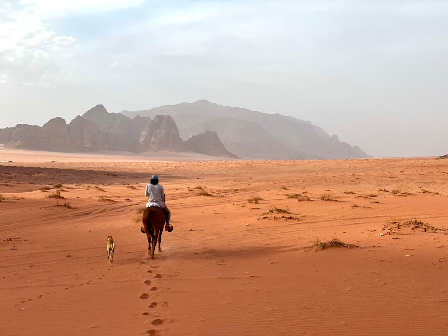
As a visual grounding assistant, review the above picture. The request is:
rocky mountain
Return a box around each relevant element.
[0,105,237,158]
[122,100,369,159]
[184,130,238,158]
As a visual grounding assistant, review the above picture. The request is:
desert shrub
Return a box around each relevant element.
[40,186,51,192]
[46,190,64,199]
[391,189,400,195]
[55,201,73,209]
[265,206,290,214]
[320,194,337,201]
[286,193,301,199]
[197,190,212,197]
[368,194,378,198]
[281,186,288,190]
[351,204,360,208]
[383,219,445,233]
[378,188,389,192]
[344,191,356,194]
[195,186,204,190]
[248,195,263,204]
[313,238,358,250]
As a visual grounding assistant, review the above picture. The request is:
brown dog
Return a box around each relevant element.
[107,236,115,263]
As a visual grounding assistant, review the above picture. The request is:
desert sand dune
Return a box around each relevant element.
[1,150,448,335]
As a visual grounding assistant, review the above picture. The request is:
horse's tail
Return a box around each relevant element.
[142,207,155,236]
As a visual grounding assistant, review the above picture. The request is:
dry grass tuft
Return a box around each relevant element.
[265,206,290,215]
[378,188,389,193]
[248,195,263,204]
[45,190,65,199]
[281,186,289,190]
[197,190,213,197]
[313,238,358,250]
[391,189,400,195]
[383,219,446,234]
[320,194,338,201]
[55,201,73,209]
[344,191,356,194]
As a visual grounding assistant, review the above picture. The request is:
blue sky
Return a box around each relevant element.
[1,0,447,157]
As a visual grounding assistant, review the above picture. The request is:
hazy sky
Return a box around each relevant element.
[1,0,447,157]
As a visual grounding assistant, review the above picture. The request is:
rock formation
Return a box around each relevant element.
[0,105,237,158]
[184,130,238,158]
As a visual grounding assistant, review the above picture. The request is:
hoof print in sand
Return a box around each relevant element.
[151,319,164,326]
[150,287,158,291]
[140,293,149,299]
[147,330,163,336]
[154,274,162,278]
[144,280,152,285]
[149,302,158,308]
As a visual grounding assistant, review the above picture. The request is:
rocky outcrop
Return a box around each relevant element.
[184,130,238,158]
[137,115,183,152]
[0,105,237,158]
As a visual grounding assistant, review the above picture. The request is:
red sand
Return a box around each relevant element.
[1,149,448,335]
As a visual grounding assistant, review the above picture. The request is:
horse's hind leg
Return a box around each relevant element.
[150,229,157,259]
[146,233,152,255]
[158,230,162,252]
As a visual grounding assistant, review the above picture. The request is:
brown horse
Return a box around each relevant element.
[142,206,165,259]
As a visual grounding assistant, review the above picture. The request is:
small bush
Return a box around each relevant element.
[265,206,290,214]
[286,193,301,199]
[351,204,360,208]
[344,191,356,194]
[320,194,337,201]
[194,186,204,190]
[378,188,389,193]
[391,189,400,195]
[197,190,212,197]
[313,238,358,250]
[55,201,73,209]
[46,190,65,199]
[368,194,378,198]
[248,195,263,204]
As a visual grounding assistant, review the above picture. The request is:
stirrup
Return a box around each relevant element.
[140,227,146,234]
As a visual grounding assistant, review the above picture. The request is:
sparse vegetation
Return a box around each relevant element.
[313,238,358,250]
[391,189,400,195]
[281,186,288,190]
[383,219,446,234]
[197,190,213,197]
[378,188,389,193]
[55,201,73,209]
[248,195,263,204]
[53,183,63,188]
[46,190,65,199]
[344,191,356,194]
[195,186,204,190]
[40,186,51,192]
[286,193,301,199]
[265,206,290,214]
[351,204,360,208]
[368,194,378,198]
[319,194,337,201]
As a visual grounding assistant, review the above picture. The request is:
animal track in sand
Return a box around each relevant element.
[142,312,149,316]
[146,330,163,336]
[154,274,162,278]
[147,270,153,273]
[150,287,158,291]
[148,302,158,308]
[144,280,152,285]
[140,293,149,299]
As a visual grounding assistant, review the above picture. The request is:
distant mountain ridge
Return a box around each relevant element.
[0,105,237,158]
[122,100,369,159]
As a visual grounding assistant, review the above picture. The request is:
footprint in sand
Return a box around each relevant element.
[146,330,163,336]
[150,287,158,292]
[147,270,153,273]
[144,280,152,285]
[154,274,162,278]
[140,293,149,299]
[148,302,158,308]
[142,312,150,316]
[151,319,164,326]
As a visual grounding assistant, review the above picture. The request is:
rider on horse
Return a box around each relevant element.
[141,175,172,233]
